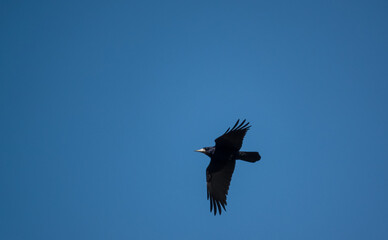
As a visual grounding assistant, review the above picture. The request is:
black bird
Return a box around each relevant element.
[195,119,261,215]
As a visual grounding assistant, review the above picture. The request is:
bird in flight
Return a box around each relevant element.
[195,119,261,215]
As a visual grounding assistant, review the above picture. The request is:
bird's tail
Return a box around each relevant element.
[237,151,261,163]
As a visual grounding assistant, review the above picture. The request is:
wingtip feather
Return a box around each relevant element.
[212,198,217,215]
[238,119,246,129]
[220,201,226,211]
[231,119,240,131]
[216,201,222,215]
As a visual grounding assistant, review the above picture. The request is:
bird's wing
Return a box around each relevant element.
[215,119,251,151]
[206,159,236,215]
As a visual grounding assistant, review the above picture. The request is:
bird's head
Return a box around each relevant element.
[195,146,215,158]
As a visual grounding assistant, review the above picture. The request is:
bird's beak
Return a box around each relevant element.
[195,148,206,153]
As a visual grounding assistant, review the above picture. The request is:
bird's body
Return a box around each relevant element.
[196,119,261,215]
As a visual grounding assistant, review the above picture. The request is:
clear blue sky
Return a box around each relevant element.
[1,0,388,239]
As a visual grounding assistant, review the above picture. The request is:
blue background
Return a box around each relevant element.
[1,0,388,239]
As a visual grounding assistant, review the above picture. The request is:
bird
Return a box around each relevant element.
[195,119,261,215]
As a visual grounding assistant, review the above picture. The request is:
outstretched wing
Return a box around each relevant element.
[206,159,236,215]
[215,119,251,151]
